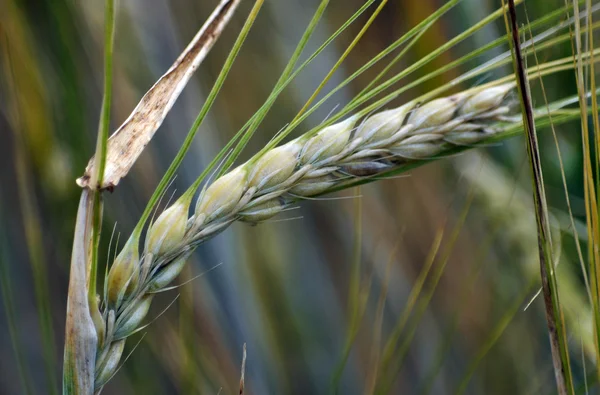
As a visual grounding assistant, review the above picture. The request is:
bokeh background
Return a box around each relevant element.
[0,0,595,394]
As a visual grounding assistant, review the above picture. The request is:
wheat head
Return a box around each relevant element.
[93,81,516,388]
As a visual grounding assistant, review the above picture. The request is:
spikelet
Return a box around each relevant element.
[90,296,106,347]
[408,97,457,129]
[300,115,358,163]
[248,142,300,190]
[290,175,336,196]
[459,83,514,116]
[195,166,248,223]
[95,340,125,388]
[239,199,285,222]
[114,295,153,339]
[148,252,191,291]
[390,141,446,159]
[145,191,192,257]
[340,161,391,177]
[355,102,414,143]
[106,235,140,308]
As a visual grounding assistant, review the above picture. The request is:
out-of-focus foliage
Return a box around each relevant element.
[0,0,595,394]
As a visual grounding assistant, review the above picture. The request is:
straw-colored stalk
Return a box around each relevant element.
[93,82,517,388]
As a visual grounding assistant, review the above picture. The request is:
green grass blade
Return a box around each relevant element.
[89,0,116,310]
[377,188,476,394]
[571,0,600,382]
[454,279,537,395]
[418,231,494,395]
[504,1,574,393]
[330,187,369,393]
[3,35,59,395]
[0,233,34,395]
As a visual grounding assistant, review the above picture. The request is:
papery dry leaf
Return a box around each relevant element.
[77,0,242,190]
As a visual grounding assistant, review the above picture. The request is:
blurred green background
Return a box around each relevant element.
[0,0,594,394]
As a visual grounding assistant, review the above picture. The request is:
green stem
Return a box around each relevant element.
[89,0,116,302]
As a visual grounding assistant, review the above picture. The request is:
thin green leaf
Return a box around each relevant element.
[504,1,574,393]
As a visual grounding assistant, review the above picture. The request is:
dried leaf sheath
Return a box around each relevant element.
[63,191,98,394]
[77,0,242,190]
[94,82,518,389]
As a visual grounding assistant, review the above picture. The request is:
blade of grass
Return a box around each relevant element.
[524,5,593,340]
[585,0,600,379]
[14,102,59,395]
[377,184,476,394]
[418,239,487,395]
[534,10,600,386]
[454,278,538,395]
[330,187,371,394]
[0,232,34,395]
[369,229,443,394]
[504,1,574,393]
[419,185,513,395]
[3,35,58,395]
[88,0,116,327]
[239,343,247,395]
[589,0,600,207]
[89,0,115,192]
[571,0,600,381]
[364,241,402,395]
